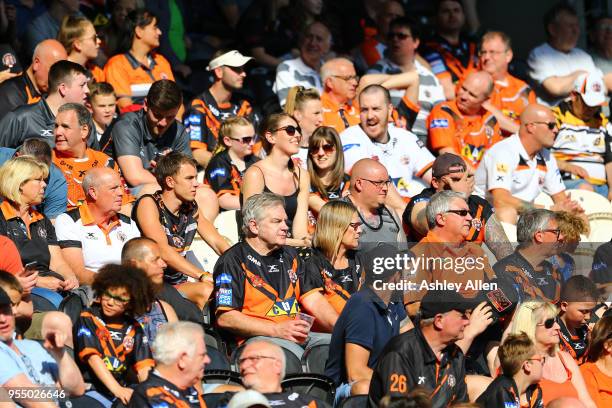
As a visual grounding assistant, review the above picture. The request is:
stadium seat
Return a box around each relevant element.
[203,369,243,386]
[302,343,330,375]
[339,395,369,408]
[405,178,427,198]
[203,393,226,408]
[207,345,231,371]
[534,191,554,208]
[190,237,220,272]
[281,373,335,406]
[566,189,612,242]
[214,210,240,245]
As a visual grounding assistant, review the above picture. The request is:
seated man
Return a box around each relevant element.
[319,58,360,133]
[213,193,338,356]
[55,167,141,285]
[129,322,210,407]
[494,209,564,304]
[133,152,229,310]
[475,104,582,224]
[52,102,133,211]
[426,70,503,169]
[369,290,471,407]
[551,71,612,196]
[403,153,513,260]
[0,287,86,407]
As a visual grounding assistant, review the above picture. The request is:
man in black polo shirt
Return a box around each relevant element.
[494,209,563,304]
[0,39,67,120]
[403,153,512,259]
[113,79,191,194]
[368,289,471,407]
[0,60,96,149]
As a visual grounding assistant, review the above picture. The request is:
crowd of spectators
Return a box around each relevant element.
[0,1,612,408]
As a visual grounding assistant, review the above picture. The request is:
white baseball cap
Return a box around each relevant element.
[573,70,607,107]
[207,50,253,71]
[227,390,272,408]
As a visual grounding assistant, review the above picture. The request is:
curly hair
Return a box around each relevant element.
[92,264,154,316]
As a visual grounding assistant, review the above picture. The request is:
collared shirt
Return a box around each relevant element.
[130,371,205,407]
[476,375,544,408]
[475,134,566,203]
[112,109,191,173]
[55,202,140,272]
[273,57,323,106]
[320,91,360,133]
[369,325,468,408]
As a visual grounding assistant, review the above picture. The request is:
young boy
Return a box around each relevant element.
[87,82,117,155]
[558,275,599,363]
[477,333,544,408]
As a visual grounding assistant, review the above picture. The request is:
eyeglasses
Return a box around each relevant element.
[360,178,391,189]
[529,121,557,130]
[388,32,411,40]
[102,291,130,304]
[537,318,556,329]
[272,125,301,137]
[348,221,362,231]
[332,74,359,82]
[309,143,335,155]
[446,209,470,217]
[527,355,547,365]
[229,136,255,144]
[478,50,507,57]
[81,33,100,42]
[238,355,278,365]
[540,228,561,239]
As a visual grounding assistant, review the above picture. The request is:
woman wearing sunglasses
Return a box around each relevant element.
[307,126,350,216]
[242,113,311,247]
[491,301,596,408]
[284,86,323,167]
[310,200,364,314]
[580,315,612,407]
[205,116,260,211]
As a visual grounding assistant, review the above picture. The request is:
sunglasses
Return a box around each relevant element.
[309,143,335,155]
[537,318,556,329]
[229,136,255,144]
[348,221,362,231]
[102,291,130,304]
[446,209,470,217]
[389,32,411,40]
[530,121,557,130]
[272,125,301,136]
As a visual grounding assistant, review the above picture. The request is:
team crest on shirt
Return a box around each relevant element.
[447,374,456,388]
[400,155,410,165]
[117,231,127,242]
[123,335,134,352]
[471,218,482,231]
[266,297,299,317]
[37,228,47,239]
[172,235,185,248]
[485,125,494,137]
[496,163,508,174]
[288,269,298,284]
[251,275,265,288]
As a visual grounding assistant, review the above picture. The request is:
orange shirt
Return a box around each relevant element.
[321,91,360,133]
[87,63,106,83]
[427,100,503,168]
[489,74,536,122]
[580,362,612,408]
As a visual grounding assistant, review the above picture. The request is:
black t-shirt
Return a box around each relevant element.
[476,375,544,408]
[129,371,204,407]
[205,149,260,196]
[0,71,37,122]
[558,317,589,362]
[591,240,612,285]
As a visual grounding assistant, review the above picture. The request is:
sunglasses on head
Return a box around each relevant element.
[537,318,556,329]
[309,143,335,155]
[272,125,301,136]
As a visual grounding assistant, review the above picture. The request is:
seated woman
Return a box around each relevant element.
[74,264,154,405]
[0,156,78,300]
[307,126,350,216]
[205,116,260,211]
[242,113,311,247]
[57,15,105,83]
[580,315,612,407]
[310,200,363,314]
[284,86,323,166]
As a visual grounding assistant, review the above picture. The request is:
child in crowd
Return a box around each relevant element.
[87,82,118,155]
[557,275,600,363]
[477,332,544,407]
[549,211,588,281]
[74,264,155,405]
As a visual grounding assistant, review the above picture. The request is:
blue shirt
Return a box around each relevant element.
[0,339,58,386]
[0,148,67,219]
[324,286,406,385]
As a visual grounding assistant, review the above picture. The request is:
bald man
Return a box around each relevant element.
[475,103,582,223]
[0,39,67,120]
[55,167,140,285]
[320,58,360,133]
[427,70,503,168]
[342,158,408,251]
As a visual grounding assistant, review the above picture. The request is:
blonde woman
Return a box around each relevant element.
[310,200,363,314]
[0,156,78,292]
[57,15,104,82]
[284,86,323,166]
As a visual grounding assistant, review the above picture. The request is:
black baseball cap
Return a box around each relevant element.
[420,290,474,319]
[432,153,466,179]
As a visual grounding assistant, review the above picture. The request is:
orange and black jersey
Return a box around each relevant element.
[74,304,154,397]
[369,325,468,408]
[130,371,205,408]
[204,150,260,197]
[184,88,256,152]
[213,241,320,341]
[133,192,199,286]
[557,318,589,363]
[422,34,479,84]
[493,251,562,304]
[476,375,544,408]
[402,187,494,244]
[310,174,351,202]
[305,248,364,314]
[0,72,41,120]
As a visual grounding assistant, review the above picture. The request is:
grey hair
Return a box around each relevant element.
[517,209,556,244]
[244,340,286,380]
[425,190,466,228]
[58,102,92,129]
[242,192,285,234]
[152,321,204,365]
[320,58,353,82]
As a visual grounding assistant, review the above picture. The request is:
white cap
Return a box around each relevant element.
[573,70,607,107]
[227,390,272,408]
[207,50,253,71]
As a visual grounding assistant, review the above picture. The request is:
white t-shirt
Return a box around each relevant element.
[475,134,566,202]
[273,57,323,106]
[340,124,434,197]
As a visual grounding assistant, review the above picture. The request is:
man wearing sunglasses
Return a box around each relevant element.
[475,103,583,224]
[185,50,256,168]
